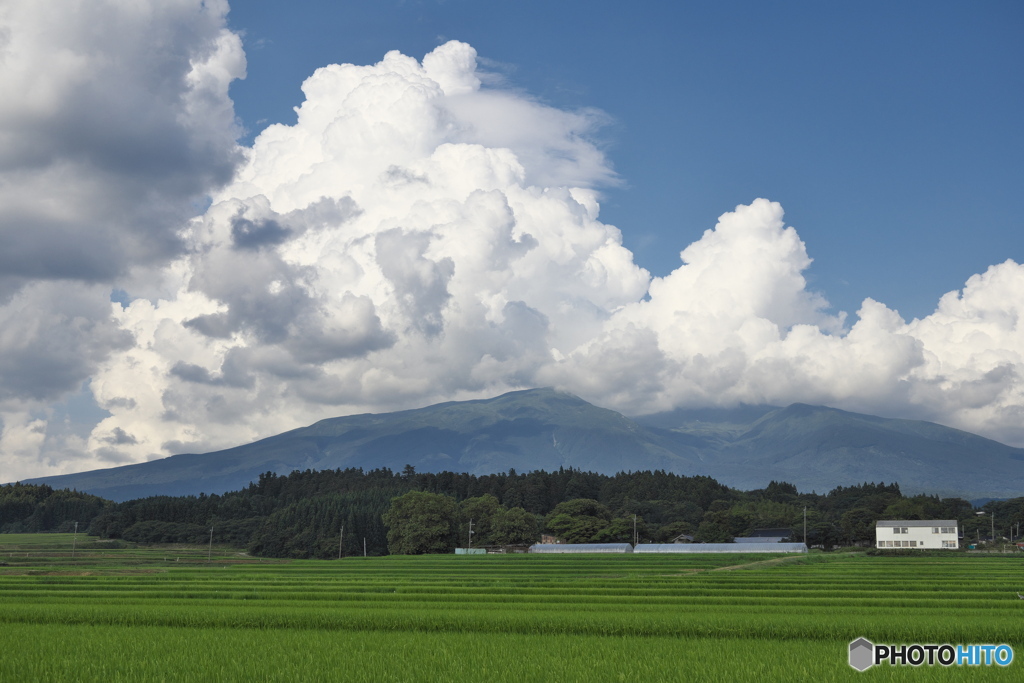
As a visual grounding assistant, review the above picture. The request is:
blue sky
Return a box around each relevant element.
[2,0,1023,481]
[227,0,1023,320]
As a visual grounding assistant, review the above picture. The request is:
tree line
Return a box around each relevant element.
[0,483,107,533]
[0,467,1007,556]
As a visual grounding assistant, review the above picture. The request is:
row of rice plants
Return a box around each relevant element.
[1,539,1021,680]
[0,621,1012,682]
[1,589,1020,644]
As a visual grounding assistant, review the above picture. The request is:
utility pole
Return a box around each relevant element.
[633,514,637,546]
[338,524,344,560]
[208,527,214,563]
[468,519,474,550]
[72,521,78,559]
[803,507,807,545]
[363,538,366,557]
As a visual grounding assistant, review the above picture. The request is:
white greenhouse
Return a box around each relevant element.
[528,543,633,554]
[634,543,808,554]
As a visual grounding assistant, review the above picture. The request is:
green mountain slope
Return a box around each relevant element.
[23,389,706,501]
[709,403,1024,497]
[20,389,1024,501]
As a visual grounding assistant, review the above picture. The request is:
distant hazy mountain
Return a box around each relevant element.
[23,388,1024,501]
[635,402,1024,498]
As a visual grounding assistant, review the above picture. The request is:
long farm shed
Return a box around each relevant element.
[528,543,633,553]
[634,543,808,553]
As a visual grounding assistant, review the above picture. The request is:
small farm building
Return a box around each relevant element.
[528,543,633,554]
[875,520,959,549]
[634,543,808,554]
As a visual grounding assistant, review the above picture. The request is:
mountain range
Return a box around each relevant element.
[23,388,1024,501]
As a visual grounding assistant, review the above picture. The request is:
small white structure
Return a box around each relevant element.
[875,520,959,549]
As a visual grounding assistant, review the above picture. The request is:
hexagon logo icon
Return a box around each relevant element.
[849,638,874,671]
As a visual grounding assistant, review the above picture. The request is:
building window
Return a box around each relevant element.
[932,527,939,534]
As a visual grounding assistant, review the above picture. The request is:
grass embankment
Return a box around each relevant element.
[0,535,1021,682]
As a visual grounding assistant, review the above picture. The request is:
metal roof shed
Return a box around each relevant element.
[634,543,808,553]
[528,543,634,553]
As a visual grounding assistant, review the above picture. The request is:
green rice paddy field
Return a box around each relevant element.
[1,534,1022,681]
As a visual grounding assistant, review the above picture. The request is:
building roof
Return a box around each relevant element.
[876,520,957,527]
[734,536,786,543]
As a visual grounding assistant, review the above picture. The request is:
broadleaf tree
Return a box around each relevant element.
[382,491,459,555]
[491,506,539,545]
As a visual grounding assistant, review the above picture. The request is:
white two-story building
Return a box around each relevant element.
[875,520,959,549]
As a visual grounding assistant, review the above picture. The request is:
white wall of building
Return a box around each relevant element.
[875,521,958,549]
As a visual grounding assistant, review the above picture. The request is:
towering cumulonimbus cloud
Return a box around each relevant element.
[84,41,652,464]
[84,38,1024,465]
[1,17,1022,481]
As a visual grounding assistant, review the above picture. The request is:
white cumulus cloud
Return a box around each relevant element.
[82,40,650,466]
[1,22,1023,481]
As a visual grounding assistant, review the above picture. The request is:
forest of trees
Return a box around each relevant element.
[0,483,108,533]
[2,466,1006,557]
